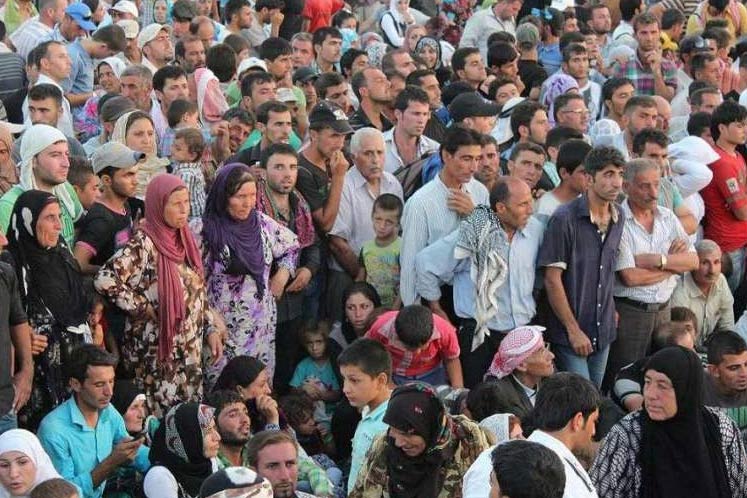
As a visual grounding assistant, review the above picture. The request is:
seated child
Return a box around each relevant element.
[357,193,403,309]
[290,321,342,428]
[279,392,336,458]
[366,304,463,388]
[338,338,392,492]
[170,127,207,219]
[68,157,99,212]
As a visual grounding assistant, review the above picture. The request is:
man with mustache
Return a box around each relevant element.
[229,100,293,167]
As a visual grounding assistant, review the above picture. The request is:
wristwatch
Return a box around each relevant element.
[659,254,668,270]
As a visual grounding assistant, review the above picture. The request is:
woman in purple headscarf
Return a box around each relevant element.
[539,73,580,127]
[195,163,300,387]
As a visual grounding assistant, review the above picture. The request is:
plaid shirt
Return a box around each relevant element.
[612,53,677,96]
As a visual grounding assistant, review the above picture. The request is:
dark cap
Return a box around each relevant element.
[309,101,353,134]
[171,0,198,20]
[679,35,710,55]
[448,92,500,122]
[293,66,319,85]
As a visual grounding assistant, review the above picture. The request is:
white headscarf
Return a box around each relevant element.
[0,429,61,498]
[479,413,512,443]
[668,136,719,198]
[99,57,127,80]
[388,0,408,24]
[18,124,77,220]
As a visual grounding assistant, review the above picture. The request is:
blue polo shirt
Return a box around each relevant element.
[348,399,389,491]
[537,194,624,350]
[38,397,151,498]
[62,39,94,99]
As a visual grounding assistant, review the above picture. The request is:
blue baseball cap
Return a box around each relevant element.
[65,3,97,32]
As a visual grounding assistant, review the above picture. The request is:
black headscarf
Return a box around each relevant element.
[149,402,215,498]
[6,190,90,329]
[111,380,141,417]
[640,346,731,498]
[382,383,453,498]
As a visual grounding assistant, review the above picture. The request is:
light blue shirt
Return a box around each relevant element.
[348,399,389,491]
[38,397,151,498]
[62,39,94,99]
[415,216,544,331]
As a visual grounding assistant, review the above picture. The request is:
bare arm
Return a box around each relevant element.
[328,235,361,277]
[444,357,464,388]
[73,244,101,275]
[65,92,94,107]
[310,154,348,233]
[674,204,698,235]
[617,267,672,287]
[9,322,33,410]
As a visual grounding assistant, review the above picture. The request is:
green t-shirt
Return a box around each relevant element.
[360,237,401,309]
[239,128,303,151]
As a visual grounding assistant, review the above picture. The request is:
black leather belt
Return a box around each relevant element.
[616,297,670,312]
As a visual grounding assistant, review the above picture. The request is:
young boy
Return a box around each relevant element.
[366,304,464,388]
[68,157,100,212]
[338,338,392,492]
[171,127,208,220]
[357,193,403,309]
[159,99,200,158]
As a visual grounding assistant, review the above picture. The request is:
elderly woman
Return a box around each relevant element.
[196,164,299,386]
[76,57,128,142]
[95,174,223,418]
[0,429,61,498]
[110,110,170,199]
[4,190,92,430]
[143,403,221,498]
[0,124,18,195]
[350,383,493,498]
[590,346,747,498]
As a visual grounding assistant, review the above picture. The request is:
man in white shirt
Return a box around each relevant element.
[382,86,440,173]
[460,0,522,61]
[22,40,74,137]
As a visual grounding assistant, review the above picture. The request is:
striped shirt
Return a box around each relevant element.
[614,199,693,304]
[9,17,52,60]
[0,52,27,123]
[400,174,490,305]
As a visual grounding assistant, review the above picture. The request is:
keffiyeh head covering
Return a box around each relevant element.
[454,205,509,351]
[0,429,60,498]
[540,73,579,127]
[487,325,546,379]
[479,413,511,443]
[150,402,216,498]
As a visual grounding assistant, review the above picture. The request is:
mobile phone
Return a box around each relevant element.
[132,428,148,440]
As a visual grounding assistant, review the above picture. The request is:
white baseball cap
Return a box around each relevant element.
[109,0,139,18]
[137,23,172,50]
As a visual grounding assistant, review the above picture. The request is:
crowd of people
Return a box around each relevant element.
[0,0,745,496]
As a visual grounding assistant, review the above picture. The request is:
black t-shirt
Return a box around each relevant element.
[296,153,330,213]
[518,60,548,98]
[76,202,133,266]
[0,262,27,414]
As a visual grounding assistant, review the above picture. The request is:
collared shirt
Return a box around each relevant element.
[538,195,624,350]
[415,216,544,330]
[62,39,94,101]
[671,272,735,344]
[9,17,52,60]
[400,174,490,305]
[141,57,159,77]
[328,166,403,272]
[539,42,562,75]
[37,397,151,498]
[611,52,677,97]
[348,107,393,132]
[460,6,516,62]
[22,73,74,137]
[382,127,440,173]
[42,24,68,44]
[614,199,694,303]
[528,430,598,498]
[349,399,389,491]
[512,374,537,406]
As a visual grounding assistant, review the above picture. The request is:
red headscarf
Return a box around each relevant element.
[141,174,204,361]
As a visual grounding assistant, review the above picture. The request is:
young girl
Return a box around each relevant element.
[170,128,207,219]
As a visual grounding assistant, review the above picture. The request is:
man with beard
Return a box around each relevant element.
[382,86,439,173]
[229,100,292,167]
[539,146,626,388]
[526,373,600,498]
[175,35,206,74]
[593,95,658,160]
[223,0,253,37]
[349,67,393,132]
[311,27,342,74]
[138,23,174,75]
[246,431,319,498]
[703,332,747,430]
[151,65,190,142]
[211,390,253,467]
[587,4,613,67]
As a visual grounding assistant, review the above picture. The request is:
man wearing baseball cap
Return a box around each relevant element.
[138,23,174,74]
[293,67,318,114]
[117,19,142,65]
[74,142,145,274]
[108,0,138,22]
[47,2,97,44]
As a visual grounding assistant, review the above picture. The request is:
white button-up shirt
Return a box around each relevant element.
[528,430,599,498]
[22,73,74,137]
[382,128,440,174]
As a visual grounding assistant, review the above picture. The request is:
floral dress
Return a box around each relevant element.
[94,230,217,418]
[193,212,299,388]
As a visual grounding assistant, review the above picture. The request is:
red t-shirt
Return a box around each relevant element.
[365,311,460,377]
[301,0,344,32]
[701,145,747,252]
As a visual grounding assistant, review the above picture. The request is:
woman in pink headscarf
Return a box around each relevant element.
[95,174,223,417]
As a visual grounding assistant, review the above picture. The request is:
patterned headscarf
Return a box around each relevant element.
[415,36,442,70]
[149,402,216,497]
[367,41,389,69]
[487,325,546,379]
[455,205,509,351]
[540,73,579,127]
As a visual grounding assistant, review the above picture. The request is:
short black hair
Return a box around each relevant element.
[711,100,747,140]
[585,145,626,176]
[620,0,642,22]
[703,26,731,49]
[207,44,237,83]
[487,31,515,46]
[223,107,255,127]
[529,372,600,431]
[553,93,585,122]
[223,34,250,59]
[624,95,657,115]
[206,389,246,419]
[223,0,250,24]
[314,72,345,99]
[341,48,367,78]
[602,77,635,102]
[372,193,403,219]
[153,65,187,93]
[562,42,587,64]
[259,142,296,168]
[440,125,483,157]
[557,139,592,175]
[278,392,316,429]
[350,68,371,101]
[707,331,747,365]
[260,37,292,62]
[688,111,713,137]
[66,344,118,384]
[545,126,584,150]
[312,26,342,48]
[451,47,481,74]
[688,80,713,98]
[691,52,718,79]
[167,98,198,128]
[632,128,669,156]
[68,157,94,188]
[393,85,430,112]
[394,305,434,349]
[338,338,392,378]
[255,0,283,10]
[28,83,63,106]
[466,382,507,421]
[559,31,586,52]
[690,86,720,106]
[406,68,437,86]
[332,9,357,29]
[487,76,517,101]
[491,440,565,498]
[510,101,545,138]
[671,306,698,329]
[241,71,273,98]
[661,8,686,30]
[509,141,546,162]
[256,100,290,124]
[487,41,517,69]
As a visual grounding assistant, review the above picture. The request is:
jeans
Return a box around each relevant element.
[553,343,610,388]
[727,247,747,293]
[392,365,447,386]
[0,410,17,435]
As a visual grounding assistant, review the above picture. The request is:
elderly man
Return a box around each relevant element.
[671,239,735,345]
[329,128,404,317]
[604,158,699,390]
